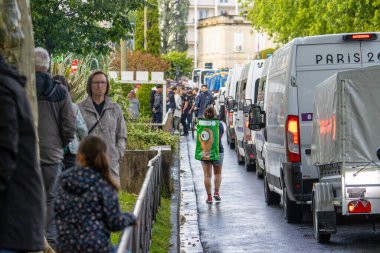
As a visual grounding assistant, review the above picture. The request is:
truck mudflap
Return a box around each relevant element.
[313,183,337,235]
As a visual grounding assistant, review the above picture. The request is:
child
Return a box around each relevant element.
[55,136,136,253]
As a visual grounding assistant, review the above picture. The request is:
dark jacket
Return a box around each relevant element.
[153,92,163,113]
[0,55,45,251]
[55,167,136,253]
[195,91,214,118]
[168,90,176,109]
[36,71,76,165]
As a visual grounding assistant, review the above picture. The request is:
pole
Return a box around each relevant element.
[144,6,148,51]
[120,40,127,72]
[235,0,238,15]
[215,0,218,16]
[194,0,198,68]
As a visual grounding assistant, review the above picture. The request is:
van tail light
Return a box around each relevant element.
[244,117,251,140]
[343,33,377,41]
[348,200,371,214]
[228,112,233,126]
[286,115,301,163]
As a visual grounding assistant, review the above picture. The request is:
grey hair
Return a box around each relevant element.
[34,47,50,70]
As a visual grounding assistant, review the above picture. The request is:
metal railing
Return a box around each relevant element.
[116,151,162,253]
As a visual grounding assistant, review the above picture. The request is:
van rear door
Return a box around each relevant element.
[295,37,380,180]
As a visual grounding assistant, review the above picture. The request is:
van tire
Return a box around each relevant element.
[229,141,235,149]
[283,188,303,223]
[255,159,263,179]
[236,145,244,165]
[264,173,280,205]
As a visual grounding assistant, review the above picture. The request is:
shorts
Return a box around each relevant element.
[201,153,224,167]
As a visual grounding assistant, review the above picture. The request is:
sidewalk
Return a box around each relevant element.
[179,137,203,253]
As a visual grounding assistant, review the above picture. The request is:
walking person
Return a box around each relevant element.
[152,84,163,124]
[186,89,195,132]
[55,136,137,253]
[173,86,183,134]
[53,75,88,170]
[200,107,224,204]
[127,90,140,121]
[78,70,126,186]
[35,47,76,248]
[0,55,45,253]
[180,87,190,136]
[194,84,214,119]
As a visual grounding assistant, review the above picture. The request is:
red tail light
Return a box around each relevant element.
[228,112,233,126]
[348,200,371,214]
[286,115,301,163]
[244,117,251,140]
[343,33,377,41]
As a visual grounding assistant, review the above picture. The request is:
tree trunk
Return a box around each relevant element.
[1,0,38,146]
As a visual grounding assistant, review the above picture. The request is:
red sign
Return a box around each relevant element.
[71,59,78,73]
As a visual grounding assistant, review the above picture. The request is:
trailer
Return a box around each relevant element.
[311,65,380,243]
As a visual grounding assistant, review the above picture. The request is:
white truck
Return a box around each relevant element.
[235,60,264,170]
[311,65,380,243]
[248,32,380,223]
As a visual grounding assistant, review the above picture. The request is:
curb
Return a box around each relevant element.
[179,138,203,253]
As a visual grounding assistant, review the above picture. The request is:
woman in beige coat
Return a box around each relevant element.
[78,70,126,185]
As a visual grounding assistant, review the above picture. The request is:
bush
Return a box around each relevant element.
[136,84,156,118]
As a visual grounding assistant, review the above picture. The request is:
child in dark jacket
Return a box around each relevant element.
[55,136,136,253]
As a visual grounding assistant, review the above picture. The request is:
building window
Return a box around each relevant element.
[220,10,228,15]
[234,33,244,52]
[198,9,208,19]
[220,0,228,3]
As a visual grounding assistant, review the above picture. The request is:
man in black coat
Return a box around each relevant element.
[0,55,45,252]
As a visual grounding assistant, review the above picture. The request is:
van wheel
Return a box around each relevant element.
[236,144,244,165]
[313,193,331,243]
[229,141,235,149]
[227,132,230,145]
[283,188,303,223]
[255,159,263,179]
[264,173,280,205]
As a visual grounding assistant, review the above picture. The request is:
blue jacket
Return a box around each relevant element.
[195,91,213,118]
[55,167,136,253]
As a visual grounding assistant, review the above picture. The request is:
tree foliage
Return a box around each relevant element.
[159,0,189,53]
[135,0,161,55]
[31,0,144,55]
[243,0,380,44]
[162,51,193,79]
[126,51,170,71]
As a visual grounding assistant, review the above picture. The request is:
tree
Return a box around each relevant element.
[162,51,192,79]
[126,51,169,71]
[134,0,161,55]
[159,0,189,53]
[243,0,380,44]
[31,0,144,55]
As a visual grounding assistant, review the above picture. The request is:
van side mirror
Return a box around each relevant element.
[248,105,265,131]
[377,147,380,160]
[243,99,252,114]
[226,97,234,112]
[233,100,238,111]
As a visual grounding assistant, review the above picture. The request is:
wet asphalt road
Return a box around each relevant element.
[184,123,380,253]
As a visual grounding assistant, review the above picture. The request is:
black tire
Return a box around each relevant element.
[227,132,230,145]
[283,188,303,223]
[229,140,235,149]
[313,193,331,243]
[264,173,280,205]
[236,144,244,165]
[255,159,263,179]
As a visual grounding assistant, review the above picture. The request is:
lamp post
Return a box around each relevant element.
[194,0,198,68]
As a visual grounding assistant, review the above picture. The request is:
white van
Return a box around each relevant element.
[225,64,244,149]
[235,60,264,170]
[251,57,271,178]
[249,32,380,223]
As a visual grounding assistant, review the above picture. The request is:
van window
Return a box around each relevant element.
[238,80,247,110]
[253,78,260,104]
[257,80,266,107]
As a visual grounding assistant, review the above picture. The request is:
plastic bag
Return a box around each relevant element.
[195,119,220,161]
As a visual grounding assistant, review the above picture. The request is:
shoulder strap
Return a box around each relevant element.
[88,111,105,134]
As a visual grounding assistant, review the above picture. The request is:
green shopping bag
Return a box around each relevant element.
[195,119,220,161]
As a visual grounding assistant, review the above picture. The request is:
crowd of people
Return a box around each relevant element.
[0,48,135,253]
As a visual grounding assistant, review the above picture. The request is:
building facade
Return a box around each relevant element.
[186,0,277,68]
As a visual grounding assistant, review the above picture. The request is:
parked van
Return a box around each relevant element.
[251,57,271,178]
[235,60,264,170]
[225,64,244,149]
[249,32,380,223]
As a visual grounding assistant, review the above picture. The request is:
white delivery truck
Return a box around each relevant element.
[235,60,264,170]
[248,32,380,223]
[225,64,244,149]
[311,65,380,243]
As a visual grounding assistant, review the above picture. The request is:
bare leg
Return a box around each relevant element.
[213,165,222,193]
[202,163,212,195]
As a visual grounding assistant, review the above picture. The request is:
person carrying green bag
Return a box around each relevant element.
[195,107,224,204]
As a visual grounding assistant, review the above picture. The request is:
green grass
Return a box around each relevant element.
[111,193,173,253]
[150,197,173,253]
[111,191,137,244]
